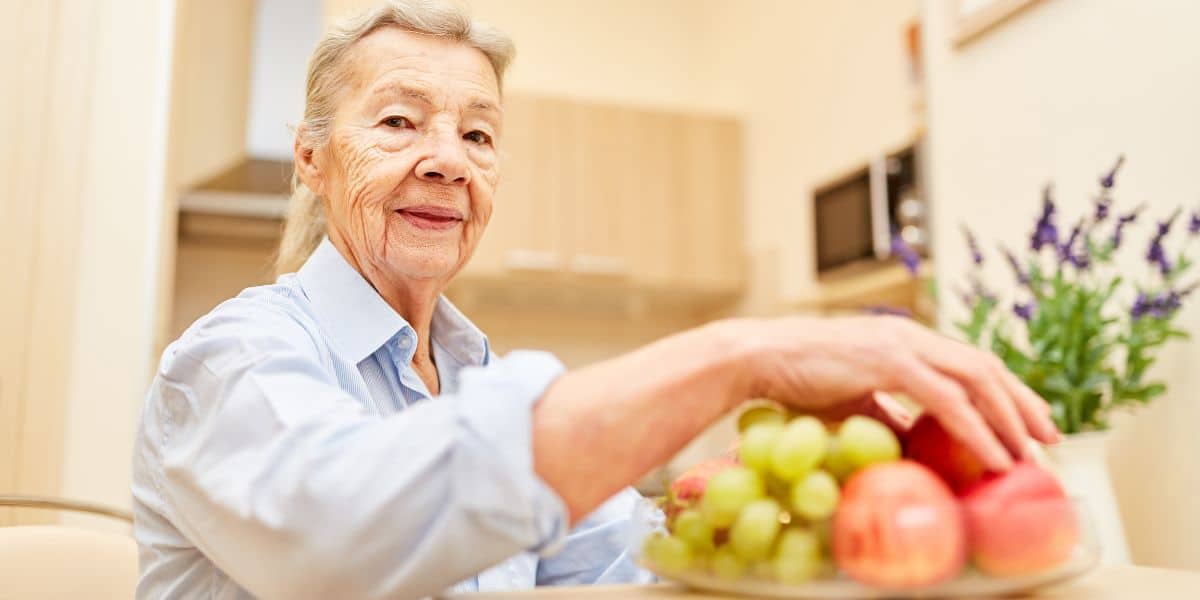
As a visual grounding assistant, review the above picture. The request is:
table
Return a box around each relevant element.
[446,565,1200,599]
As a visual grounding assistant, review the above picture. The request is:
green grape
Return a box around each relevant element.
[772,552,821,584]
[700,466,765,528]
[737,404,786,433]
[738,422,783,474]
[775,527,821,560]
[769,416,829,482]
[729,499,782,561]
[836,415,900,470]
[672,509,715,553]
[773,527,822,584]
[709,546,748,581]
[789,470,840,521]
[643,533,693,573]
[822,437,857,482]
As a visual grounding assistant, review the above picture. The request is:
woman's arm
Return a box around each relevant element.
[533,315,1059,522]
[144,309,571,599]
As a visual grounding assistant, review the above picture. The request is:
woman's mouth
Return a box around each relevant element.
[396,206,464,231]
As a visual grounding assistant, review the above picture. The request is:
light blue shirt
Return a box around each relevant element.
[132,239,653,599]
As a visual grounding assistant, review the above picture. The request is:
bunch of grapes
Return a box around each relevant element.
[643,405,902,583]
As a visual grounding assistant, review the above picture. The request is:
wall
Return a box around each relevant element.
[246,0,322,160]
[697,0,922,308]
[922,0,1200,569]
[0,0,176,527]
[0,1,97,525]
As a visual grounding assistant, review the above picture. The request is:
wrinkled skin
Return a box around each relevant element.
[293,27,502,393]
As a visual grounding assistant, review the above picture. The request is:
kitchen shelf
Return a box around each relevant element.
[178,158,291,219]
[793,259,931,316]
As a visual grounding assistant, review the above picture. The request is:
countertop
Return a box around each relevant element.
[444,564,1200,599]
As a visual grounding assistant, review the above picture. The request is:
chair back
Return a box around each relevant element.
[0,495,137,600]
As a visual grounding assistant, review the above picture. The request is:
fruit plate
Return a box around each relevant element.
[633,499,1100,599]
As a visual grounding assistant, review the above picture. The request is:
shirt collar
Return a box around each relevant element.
[296,238,488,366]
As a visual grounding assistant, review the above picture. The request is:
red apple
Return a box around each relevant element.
[904,414,989,494]
[668,457,739,516]
[833,460,967,589]
[961,462,1079,576]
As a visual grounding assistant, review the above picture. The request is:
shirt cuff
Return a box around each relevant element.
[454,350,572,557]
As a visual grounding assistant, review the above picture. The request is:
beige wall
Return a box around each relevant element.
[699,0,922,307]
[0,1,96,524]
[922,0,1200,569]
[0,0,176,528]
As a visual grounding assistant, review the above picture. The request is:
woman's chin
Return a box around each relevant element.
[379,243,464,283]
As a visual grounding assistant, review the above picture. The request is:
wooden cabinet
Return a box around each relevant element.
[460,94,746,307]
[468,96,567,276]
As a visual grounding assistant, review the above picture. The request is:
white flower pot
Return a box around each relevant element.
[1045,431,1130,565]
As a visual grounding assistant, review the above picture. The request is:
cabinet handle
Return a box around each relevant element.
[503,249,561,271]
[569,254,630,277]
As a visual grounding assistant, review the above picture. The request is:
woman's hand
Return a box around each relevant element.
[725,315,1060,471]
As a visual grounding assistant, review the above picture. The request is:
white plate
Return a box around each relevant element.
[635,499,1099,599]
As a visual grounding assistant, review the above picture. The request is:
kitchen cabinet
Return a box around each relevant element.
[460,94,746,307]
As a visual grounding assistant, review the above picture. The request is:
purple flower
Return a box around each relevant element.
[1100,155,1125,189]
[1002,246,1031,286]
[1058,221,1082,264]
[1146,209,1181,276]
[963,225,983,266]
[1189,209,1200,236]
[1055,218,1091,269]
[1095,199,1111,223]
[892,231,921,276]
[1110,205,1143,249]
[969,274,996,304]
[1014,301,1036,321]
[1131,292,1151,319]
[1132,283,1197,320]
[1030,185,1059,251]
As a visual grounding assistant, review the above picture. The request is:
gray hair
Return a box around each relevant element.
[275,0,515,275]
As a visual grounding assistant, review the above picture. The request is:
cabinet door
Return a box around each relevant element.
[464,95,566,277]
[677,115,745,292]
[621,108,683,288]
[562,101,635,279]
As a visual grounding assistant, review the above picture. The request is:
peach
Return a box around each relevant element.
[961,462,1079,576]
[904,414,989,494]
[833,460,967,589]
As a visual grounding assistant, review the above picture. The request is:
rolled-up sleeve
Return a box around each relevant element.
[145,309,570,599]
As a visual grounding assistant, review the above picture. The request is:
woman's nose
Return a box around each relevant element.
[415,131,470,185]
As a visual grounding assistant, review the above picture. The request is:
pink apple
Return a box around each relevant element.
[833,460,967,589]
[961,461,1079,576]
[904,414,989,494]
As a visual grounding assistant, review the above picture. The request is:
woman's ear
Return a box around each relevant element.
[293,124,326,196]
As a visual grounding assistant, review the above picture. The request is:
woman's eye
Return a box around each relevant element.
[464,130,492,145]
[382,116,412,129]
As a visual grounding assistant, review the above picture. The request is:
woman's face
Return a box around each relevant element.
[301,27,501,289]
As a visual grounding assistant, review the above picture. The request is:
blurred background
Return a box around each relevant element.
[3,0,1198,572]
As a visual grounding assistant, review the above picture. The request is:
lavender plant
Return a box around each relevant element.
[956,157,1199,433]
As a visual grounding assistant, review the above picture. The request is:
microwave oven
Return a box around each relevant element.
[813,146,922,274]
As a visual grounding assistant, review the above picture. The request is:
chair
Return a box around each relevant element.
[0,495,137,600]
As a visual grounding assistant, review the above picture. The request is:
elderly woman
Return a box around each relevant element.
[132,1,1058,598]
